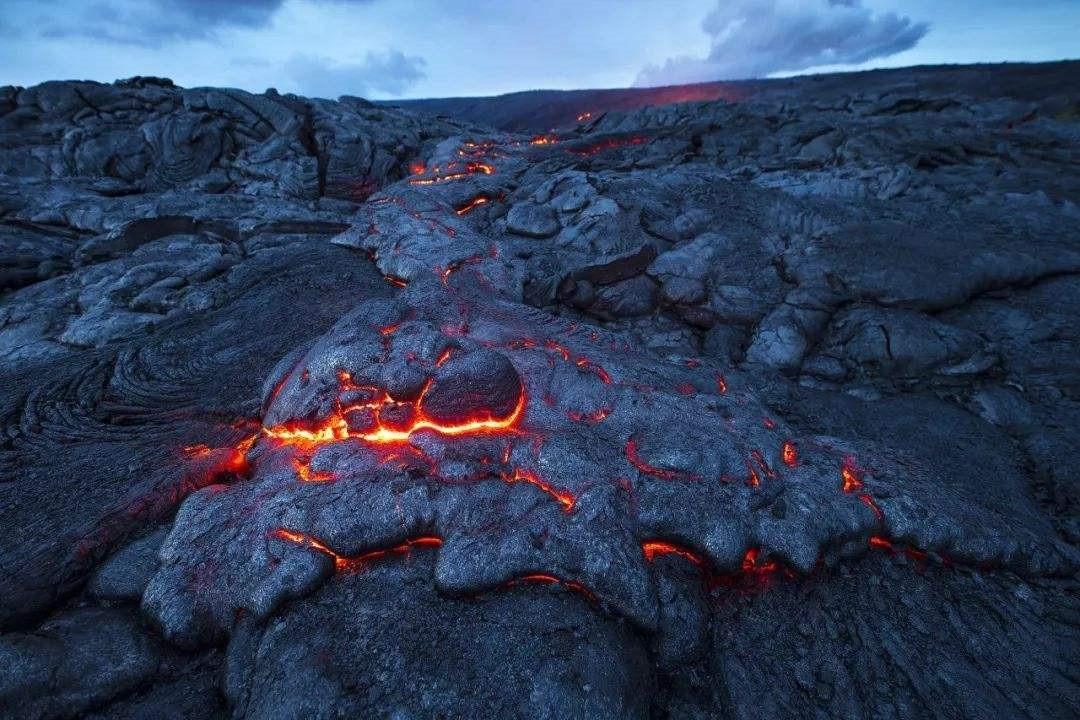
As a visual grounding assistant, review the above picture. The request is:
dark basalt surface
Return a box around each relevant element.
[0,65,1078,719]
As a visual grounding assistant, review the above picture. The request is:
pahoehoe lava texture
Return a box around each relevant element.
[1,65,1079,719]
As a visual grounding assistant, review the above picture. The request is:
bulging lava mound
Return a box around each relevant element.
[144,278,1069,647]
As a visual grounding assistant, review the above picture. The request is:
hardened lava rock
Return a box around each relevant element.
[3,64,1080,719]
[145,279,1073,651]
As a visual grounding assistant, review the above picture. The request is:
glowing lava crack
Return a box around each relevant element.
[264,383,527,449]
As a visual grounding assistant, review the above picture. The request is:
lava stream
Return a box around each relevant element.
[625,438,700,481]
[409,161,495,185]
[272,528,442,572]
[265,383,526,450]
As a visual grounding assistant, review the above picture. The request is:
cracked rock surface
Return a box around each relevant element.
[1,64,1078,719]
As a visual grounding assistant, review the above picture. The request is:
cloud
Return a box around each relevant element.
[284,50,427,98]
[33,0,371,46]
[635,0,929,86]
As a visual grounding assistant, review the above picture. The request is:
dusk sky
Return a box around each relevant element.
[2,1,1077,99]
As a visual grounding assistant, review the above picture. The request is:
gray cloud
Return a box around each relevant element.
[636,0,929,86]
[35,0,371,46]
[284,50,427,98]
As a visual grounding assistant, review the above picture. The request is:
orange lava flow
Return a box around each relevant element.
[409,161,495,185]
[544,339,569,360]
[868,535,893,551]
[566,405,611,424]
[292,458,335,484]
[182,444,214,458]
[457,140,499,158]
[266,386,527,450]
[867,535,933,564]
[641,540,794,593]
[575,357,612,384]
[750,449,777,480]
[272,528,339,560]
[454,194,492,215]
[840,455,863,493]
[183,433,255,478]
[272,528,443,573]
[625,438,700,481]
[741,548,780,576]
[508,573,597,603]
[781,441,798,468]
[436,246,495,286]
[858,493,884,521]
[746,464,761,488]
[642,540,703,566]
[504,467,576,512]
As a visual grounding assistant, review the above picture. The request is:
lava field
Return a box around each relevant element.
[0,64,1078,719]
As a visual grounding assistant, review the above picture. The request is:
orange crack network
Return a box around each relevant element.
[264,380,526,449]
[409,161,495,185]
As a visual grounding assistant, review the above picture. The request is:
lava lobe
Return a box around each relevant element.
[420,349,523,426]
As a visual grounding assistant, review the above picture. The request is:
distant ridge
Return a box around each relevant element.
[382,60,1080,132]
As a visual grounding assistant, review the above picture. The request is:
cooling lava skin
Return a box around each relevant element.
[0,65,1078,719]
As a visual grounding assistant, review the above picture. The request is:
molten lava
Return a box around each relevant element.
[840,455,864,493]
[454,194,497,216]
[292,458,335,484]
[641,540,703,566]
[409,161,495,185]
[625,438,700,481]
[746,464,761,488]
[545,340,571,361]
[642,539,792,593]
[750,449,776,481]
[507,574,597,603]
[183,433,255,480]
[575,357,612,384]
[740,548,780,576]
[503,467,576,512]
[781,441,798,468]
[265,380,526,450]
[457,140,499,158]
[566,406,611,424]
[858,493,884,520]
[436,246,496,285]
[272,528,442,573]
[868,535,893,551]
